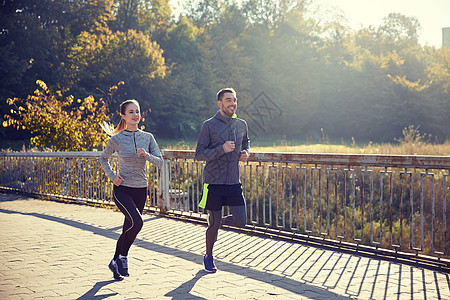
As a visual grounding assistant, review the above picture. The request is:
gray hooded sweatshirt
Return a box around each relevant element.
[195,111,249,185]
[100,129,163,188]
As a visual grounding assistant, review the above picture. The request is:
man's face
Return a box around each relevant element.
[218,92,237,117]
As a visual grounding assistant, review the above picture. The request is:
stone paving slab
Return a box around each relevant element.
[0,191,449,299]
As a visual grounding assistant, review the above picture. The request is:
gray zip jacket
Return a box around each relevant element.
[100,129,163,188]
[195,111,249,185]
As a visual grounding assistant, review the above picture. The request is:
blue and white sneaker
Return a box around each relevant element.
[117,255,129,277]
[108,259,124,281]
[203,255,217,273]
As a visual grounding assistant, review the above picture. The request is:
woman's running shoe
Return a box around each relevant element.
[108,259,124,281]
[117,255,129,277]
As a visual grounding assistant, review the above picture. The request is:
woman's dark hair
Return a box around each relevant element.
[103,99,140,136]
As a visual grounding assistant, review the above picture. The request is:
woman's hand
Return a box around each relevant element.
[113,175,124,186]
[136,148,148,157]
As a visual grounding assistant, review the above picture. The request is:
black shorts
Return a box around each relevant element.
[205,184,245,211]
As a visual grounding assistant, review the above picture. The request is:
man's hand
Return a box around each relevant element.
[239,150,249,162]
[223,141,235,153]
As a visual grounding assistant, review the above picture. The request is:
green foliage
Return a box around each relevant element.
[112,0,172,36]
[4,80,110,151]
[1,0,449,145]
[68,28,167,91]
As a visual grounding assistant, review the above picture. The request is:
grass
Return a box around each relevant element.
[250,141,450,156]
[158,138,450,156]
[158,139,197,150]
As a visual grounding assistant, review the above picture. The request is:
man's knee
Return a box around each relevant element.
[234,215,246,227]
[230,206,247,227]
[207,210,222,230]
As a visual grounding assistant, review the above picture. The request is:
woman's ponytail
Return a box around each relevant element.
[100,99,139,136]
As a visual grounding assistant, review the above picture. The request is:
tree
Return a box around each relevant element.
[4,80,111,151]
[241,6,321,137]
[377,13,421,50]
[421,47,450,139]
[151,16,216,138]
[0,0,117,142]
[1,0,449,145]
[67,28,167,108]
[112,0,172,39]
[0,0,116,97]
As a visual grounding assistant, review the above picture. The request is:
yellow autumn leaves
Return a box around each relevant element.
[4,80,112,151]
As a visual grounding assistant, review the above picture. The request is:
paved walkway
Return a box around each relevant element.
[0,191,449,299]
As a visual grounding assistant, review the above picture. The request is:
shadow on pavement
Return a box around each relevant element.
[77,280,118,300]
[164,270,208,299]
[0,192,31,202]
[0,207,352,299]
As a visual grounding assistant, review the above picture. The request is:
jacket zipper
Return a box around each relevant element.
[226,124,235,182]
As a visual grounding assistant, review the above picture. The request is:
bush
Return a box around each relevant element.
[4,80,110,151]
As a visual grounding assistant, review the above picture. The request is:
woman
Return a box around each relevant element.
[99,99,163,281]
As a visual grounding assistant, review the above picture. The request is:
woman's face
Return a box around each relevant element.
[122,102,141,126]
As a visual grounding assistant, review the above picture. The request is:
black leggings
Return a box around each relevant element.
[112,185,147,259]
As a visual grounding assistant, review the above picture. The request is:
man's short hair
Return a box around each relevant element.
[217,88,236,101]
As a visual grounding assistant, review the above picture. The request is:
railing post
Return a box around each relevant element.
[158,151,170,214]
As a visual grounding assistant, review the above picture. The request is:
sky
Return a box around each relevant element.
[312,0,450,47]
[171,0,450,48]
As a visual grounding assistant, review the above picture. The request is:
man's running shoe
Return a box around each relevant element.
[108,259,124,281]
[117,255,129,277]
[203,255,217,273]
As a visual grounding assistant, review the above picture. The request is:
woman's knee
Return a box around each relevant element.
[135,215,144,231]
[127,215,143,237]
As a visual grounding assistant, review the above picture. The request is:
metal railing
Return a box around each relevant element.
[1,150,449,268]
[0,151,160,208]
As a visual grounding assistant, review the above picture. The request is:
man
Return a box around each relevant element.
[195,87,250,273]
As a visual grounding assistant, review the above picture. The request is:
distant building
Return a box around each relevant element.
[443,27,450,48]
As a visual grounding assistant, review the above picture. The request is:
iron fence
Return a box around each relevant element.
[1,150,449,267]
